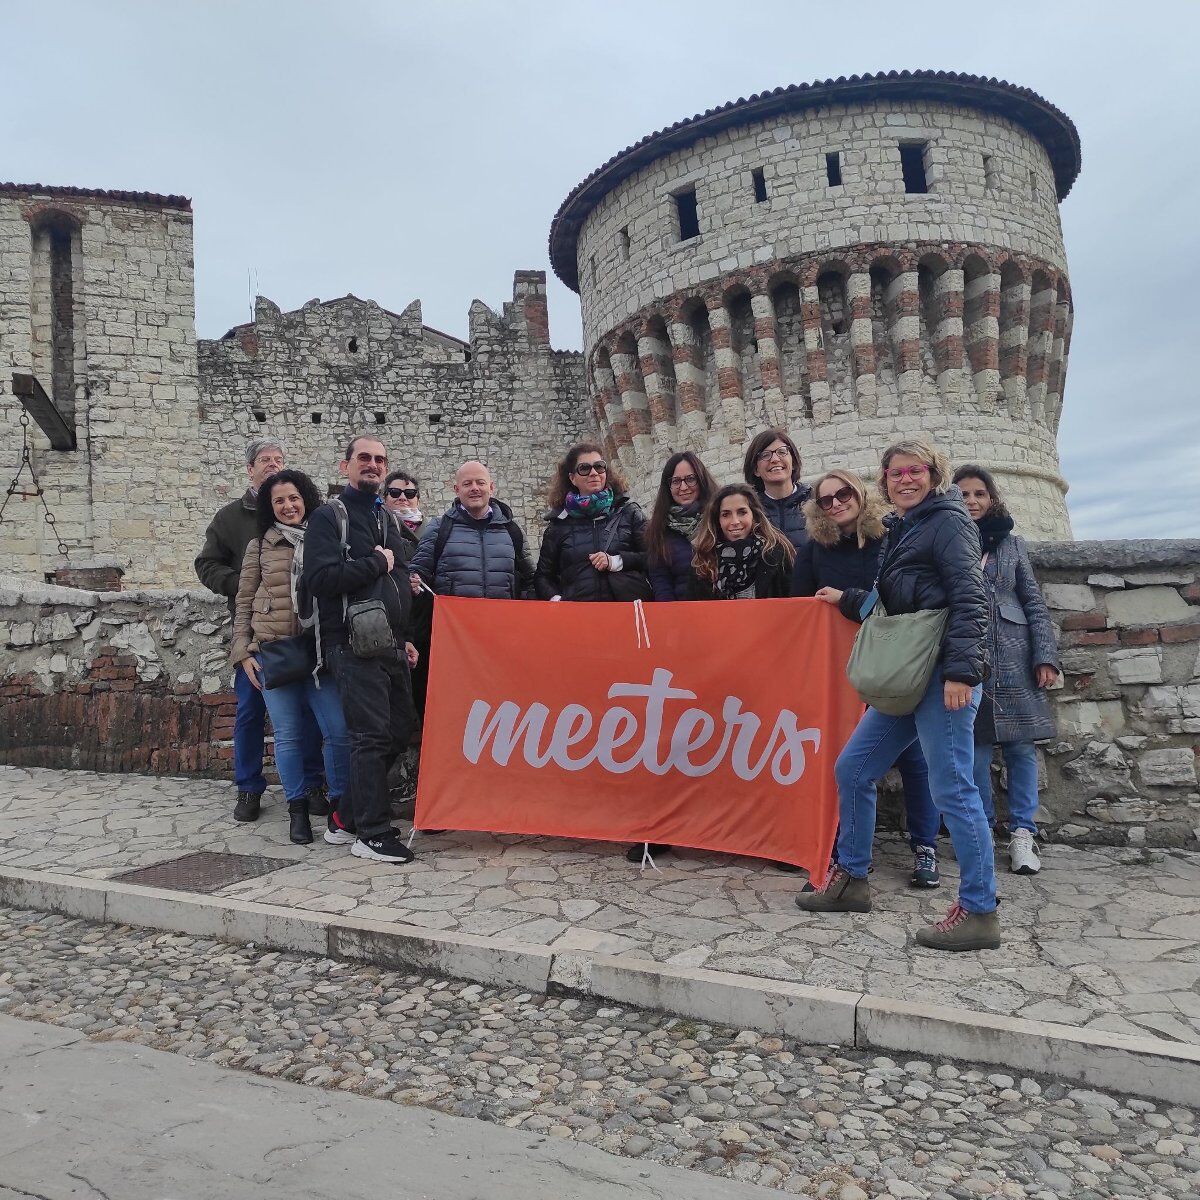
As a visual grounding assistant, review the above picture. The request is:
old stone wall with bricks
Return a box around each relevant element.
[197,273,586,539]
[4,545,1198,847]
[554,82,1077,539]
[0,186,202,587]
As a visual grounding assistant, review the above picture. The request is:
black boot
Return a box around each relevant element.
[305,786,330,817]
[233,791,261,822]
[625,843,671,863]
[289,805,313,845]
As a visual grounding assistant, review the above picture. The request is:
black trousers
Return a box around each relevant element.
[328,644,417,839]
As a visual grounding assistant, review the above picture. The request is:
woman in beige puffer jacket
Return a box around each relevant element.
[231,469,351,846]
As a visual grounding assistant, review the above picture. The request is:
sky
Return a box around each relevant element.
[6,1,1198,539]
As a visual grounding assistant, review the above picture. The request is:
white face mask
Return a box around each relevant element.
[403,507,424,525]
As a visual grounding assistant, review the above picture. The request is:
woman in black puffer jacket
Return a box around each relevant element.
[535,444,649,603]
[793,470,943,891]
[797,439,998,953]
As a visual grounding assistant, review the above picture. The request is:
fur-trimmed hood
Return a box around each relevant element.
[802,489,888,548]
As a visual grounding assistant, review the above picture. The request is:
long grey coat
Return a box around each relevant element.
[976,533,1059,744]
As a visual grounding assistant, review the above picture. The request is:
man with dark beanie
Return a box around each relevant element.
[195,437,326,822]
[303,434,419,864]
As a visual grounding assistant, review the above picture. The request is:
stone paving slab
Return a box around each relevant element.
[2,765,1199,1050]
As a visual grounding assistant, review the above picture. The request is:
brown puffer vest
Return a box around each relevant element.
[229,527,302,665]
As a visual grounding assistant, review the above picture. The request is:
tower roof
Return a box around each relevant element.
[549,69,1081,292]
[0,182,191,211]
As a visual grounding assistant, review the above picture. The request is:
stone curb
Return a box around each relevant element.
[3,865,1198,1107]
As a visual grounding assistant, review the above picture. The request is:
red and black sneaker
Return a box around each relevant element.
[323,811,356,846]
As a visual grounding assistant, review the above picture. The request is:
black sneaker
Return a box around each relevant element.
[233,791,261,822]
[323,812,356,846]
[352,830,415,863]
[306,787,330,817]
[289,806,313,845]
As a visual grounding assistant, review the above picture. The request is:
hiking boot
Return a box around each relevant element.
[625,843,671,864]
[323,812,356,846]
[794,865,871,913]
[915,902,1001,951]
[305,786,330,817]
[910,844,941,889]
[289,805,313,845]
[233,791,261,823]
[1008,828,1041,875]
[352,830,415,864]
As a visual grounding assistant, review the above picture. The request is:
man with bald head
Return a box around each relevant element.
[410,460,534,599]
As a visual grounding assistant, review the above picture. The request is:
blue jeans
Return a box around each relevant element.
[974,740,1039,834]
[233,662,324,796]
[258,662,350,807]
[835,675,996,913]
[894,740,940,849]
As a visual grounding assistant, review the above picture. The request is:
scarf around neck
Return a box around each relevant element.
[565,488,615,519]
[976,512,1014,553]
[273,521,306,615]
[666,501,703,541]
[716,534,763,598]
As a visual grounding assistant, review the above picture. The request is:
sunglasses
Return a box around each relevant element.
[816,485,857,511]
[572,461,607,476]
[386,486,419,500]
[353,452,388,466]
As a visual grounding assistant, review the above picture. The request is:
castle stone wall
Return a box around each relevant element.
[565,96,1076,540]
[0,190,202,586]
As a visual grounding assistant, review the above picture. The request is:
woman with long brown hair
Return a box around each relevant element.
[689,483,794,600]
[645,451,717,601]
[534,443,649,602]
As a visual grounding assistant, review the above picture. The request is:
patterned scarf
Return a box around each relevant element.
[273,521,306,615]
[716,534,763,599]
[565,488,615,518]
[666,501,703,541]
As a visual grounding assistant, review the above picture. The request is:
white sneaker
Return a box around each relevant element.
[1008,827,1041,875]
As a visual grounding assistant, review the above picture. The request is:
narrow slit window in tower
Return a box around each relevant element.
[899,142,928,193]
[619,226,630,261]
[675,188,700,241]
[751,168,768,203]
[982,155,998,190]
[825,152,842,187]
[1029,169,1039,201]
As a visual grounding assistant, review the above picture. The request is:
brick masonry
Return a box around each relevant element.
[4,543,1198,847]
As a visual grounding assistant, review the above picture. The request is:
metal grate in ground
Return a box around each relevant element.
[113,851,290,894]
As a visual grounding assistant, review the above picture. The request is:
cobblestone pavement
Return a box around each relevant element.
[2,765,1200,1047]
[1,907,1198,1199]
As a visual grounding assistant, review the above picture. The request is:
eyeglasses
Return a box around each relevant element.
[816,485,857,511]
[572,461,607,476]
[670,474,698,488]
[386,486,419,500]
[756,445,791,463]
[885,464,930,482]
[353,452,388,466]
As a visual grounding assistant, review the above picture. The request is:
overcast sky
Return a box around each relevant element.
[7,1,1198,539]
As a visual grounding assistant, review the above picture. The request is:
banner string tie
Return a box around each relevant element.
[633,599,651,649]
[639,842,663,874]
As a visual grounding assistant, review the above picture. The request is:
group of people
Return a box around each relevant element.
[196,426,1061,952]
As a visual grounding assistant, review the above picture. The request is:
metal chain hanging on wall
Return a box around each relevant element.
[0,409,70,556]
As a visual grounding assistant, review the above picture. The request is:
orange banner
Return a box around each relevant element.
[416,598,862,875]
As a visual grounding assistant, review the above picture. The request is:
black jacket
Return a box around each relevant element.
[757,483,813,553]
[303,487,413,647]
[844,487,988,686]
[535,496,648,602]
[688,544,792,600]
[194,489,257,617]
[791,535,883,621]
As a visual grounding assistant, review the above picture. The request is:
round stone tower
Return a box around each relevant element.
[549,70,1081,538]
